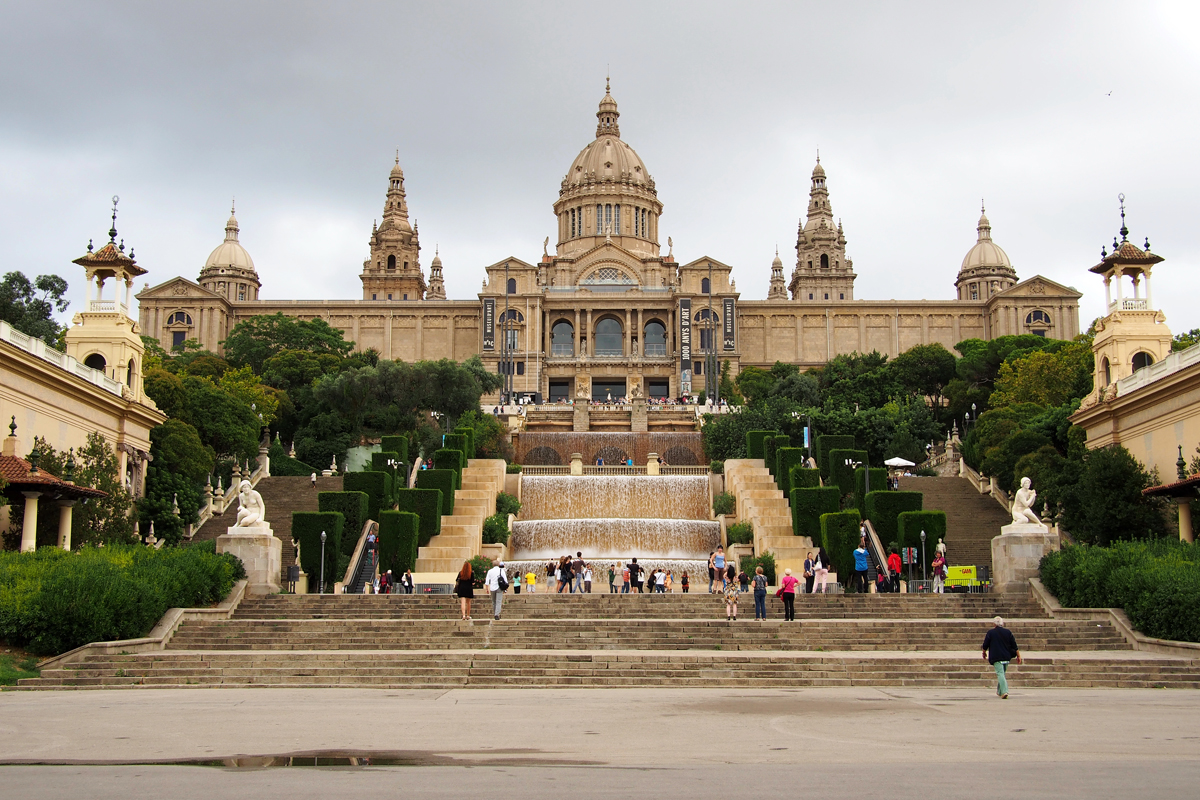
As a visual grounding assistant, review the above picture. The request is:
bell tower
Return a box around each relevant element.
[361,155,427,301]
[789,155,856,301]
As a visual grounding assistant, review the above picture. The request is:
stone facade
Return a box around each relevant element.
[137,83,1081,401]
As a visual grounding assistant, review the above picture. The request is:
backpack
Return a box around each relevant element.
[497,570,509,591]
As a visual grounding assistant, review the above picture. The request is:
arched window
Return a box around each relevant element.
[500,309,524,323]
[613,204,620,234]
[1025,310,1051,326]
[594,317,623,356]
[701,277,711,294]
[570,208,576,238]
[694,308,719,323]
[507,278,516,294]
[1101,357,1111,387]
[695,308,718,351]
[1132,352,1154,372]
[84,353,106,372]
[126,358,135,386]
[387,255,396,270]
[551,320,574,356]
[643,320,667,356]
[820,254,829,269]
[167,311,192,326]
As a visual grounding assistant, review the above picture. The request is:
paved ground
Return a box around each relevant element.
[2,686,1198,797]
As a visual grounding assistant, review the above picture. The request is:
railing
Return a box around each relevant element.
[518,465,709,476]
[0,320,124,397]
[1109,298,1149,311]
[662,466,709,475]
[188,456,272,538]
[339,519,378,594]
[1114,339,1200,396]
[88,300,129,315]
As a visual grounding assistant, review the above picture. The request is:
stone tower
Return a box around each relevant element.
[767,247,788,299]
[955,204,1018,301]
[198,204,260,303]
[361,156,426,301]
[427,246,447,300]
[789,157,855,301]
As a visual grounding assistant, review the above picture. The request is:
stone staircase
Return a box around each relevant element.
[413,459,507,576]
[725,458,811,576]
[899,476,1012,572]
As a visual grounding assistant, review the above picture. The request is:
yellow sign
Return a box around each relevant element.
[946,566,976,582]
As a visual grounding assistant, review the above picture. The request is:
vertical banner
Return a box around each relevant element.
[679,298,691,371]
[482,298,495,350]
[723,298,736,350]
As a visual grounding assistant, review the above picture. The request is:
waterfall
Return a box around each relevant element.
[519,475,710,520]
[515,431,704,466]
[510,519,721,560]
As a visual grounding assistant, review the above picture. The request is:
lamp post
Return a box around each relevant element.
[319,530,327,595]
[920,529,927,582]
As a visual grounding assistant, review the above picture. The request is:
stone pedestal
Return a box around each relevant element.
[646,452,661,476]
[572,403,590,433]
[216,525,282,595]
[631,397,648,433]
[570,452,583,475]
[991,523,1059,594]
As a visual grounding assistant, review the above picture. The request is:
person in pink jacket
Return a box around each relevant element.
[778,568,800,621]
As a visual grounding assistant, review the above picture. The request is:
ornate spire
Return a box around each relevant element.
[427,244,446,299]
[225,201,240,242]
[976,201,992,241]
[596,78,620,139]
[108,195,119,243]
[768,246,787,299]
[1118,192,1129,242]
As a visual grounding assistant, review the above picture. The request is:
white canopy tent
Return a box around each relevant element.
[884,456,916,468]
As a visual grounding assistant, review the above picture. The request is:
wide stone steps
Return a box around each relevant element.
[414,459,506,573]
[899,475,1011,572]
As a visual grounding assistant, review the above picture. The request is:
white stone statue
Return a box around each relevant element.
[667,236,673,258]
[1010,477,1042,525]
[234,480,266,527]
[543,236,549,256]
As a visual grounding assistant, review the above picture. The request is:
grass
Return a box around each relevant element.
[0,651,40,686]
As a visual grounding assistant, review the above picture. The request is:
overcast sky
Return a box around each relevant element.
[3,1,1198,339]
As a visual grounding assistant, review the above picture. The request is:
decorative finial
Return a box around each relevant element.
[109,195,119,242]
[1118,192,1128,241]
[8,415,15,437]
[28,441,40,474]
[119,238,125,252]
[63,448,76,483]
[129,247,134,260]
[1101,245,1107,258]
[1144,237,1151,252]
[981,199,986,214]
[435,244,439,257]
[231,196,236,215]
[816,148,820,164]
[775,245,779,258]
[1178,445,1188,480]
[395,149,399,165]
[87,239,93,253]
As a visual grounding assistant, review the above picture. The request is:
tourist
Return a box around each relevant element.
[546,560,556,592]
[629,558,643,593]
[310,472,317,489]
[778,568,800,621]
[454,561,474,621]
[723,564,739,620]
[932,552,946,594]
[558,556,574,594]
[513,570,522,594]
[813,547,830,594]
[707,552,716,593]
[738,569,749,593]
[803,552,815,594]
[621,564,631,593]
[608,565,617,593]
[665,570,673,593]
[982,616,1022,699]
[380,569,393,594]
[583,563,593,593]
[887,548,902,593]
[752,566,768,620]
[713,546,727,591]
[402,569,414,594]
[573,552,585,593]
[655,568,667,593]
[852,542,870,594]
[681,571,689,593]
[525,569,537,593]
[484,559,506,620]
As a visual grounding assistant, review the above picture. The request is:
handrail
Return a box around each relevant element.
[862,519,889,577]
[338,519,378,594]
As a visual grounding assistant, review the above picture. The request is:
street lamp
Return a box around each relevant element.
[920,529,927,582]
[319,530,327,595]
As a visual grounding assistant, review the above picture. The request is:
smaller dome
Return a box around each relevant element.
[961,208,1011,271]
[390,162,404,179]
[812,161,826,178]
[204,210,256,272]
[772,249,783,268]
[431,249,442,267]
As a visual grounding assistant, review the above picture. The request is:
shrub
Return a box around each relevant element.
[371,450,399,472]
[452,428,476,461]
[769,435,791,477]
[317,491,369,557]
[342,471,392,522]
[482,513,510,545]
[763,436,781,477]
[820,509,862,582]
[415,469,457,516]
[506,463,523,474]
[443,434,467,460]
[710,460,723,474]
[378,511,420,576]
[776,448,809,496]
[853,467,888,514]
[864,491,923,550]
[792,486,841,540]
[897,511,947,570]
[395,488,443,546]
[1040,540,1200,643]
[380,435,409,465]
[267,443,317,477]
[713,491,736,517]
[726,521,754,545]
[433,448,464,488]
[739,552,776,585]
[496,492,521,517]
[468,555,494,589]
[746,430,776,461]
[0,545,244,656]
[789,466,821,492]
[815,434,856,480]
[829,448,869,498]
[293,511,344,593]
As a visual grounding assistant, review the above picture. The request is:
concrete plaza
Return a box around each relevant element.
[1,686,1198,797]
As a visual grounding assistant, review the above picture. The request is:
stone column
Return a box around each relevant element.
[991,522,1059,593]
[1178,499,1194,543]
[20,491,41,553]
[57,500,76,550]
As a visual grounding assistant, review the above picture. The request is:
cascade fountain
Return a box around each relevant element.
[515,431,705,467]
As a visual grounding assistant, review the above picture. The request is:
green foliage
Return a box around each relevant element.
[713,491,736,517]
[455,410,514,461]
[746,430,776,461]
[766,435,791,479]
[773,370,821,406]
[433,448,464,488]
[791,486,841,540]
[789,466,821,491]
[395,488,443,546]
[318,492,370,557]
[1173,328,1200,352]
[710,460,723,474]
[890,343,957,404]
[415,470,457,516]
[864,491,923,549]
[380,435,410,465]
[341,471,392,522]
[718,360,744,405]
[0,270,69,348]
[443,434,467,458]
[138,421,211,546]
[1041,541,1200,643]
[820,510,862,583]
[0,652,39,686]
[989,341,1093,410]
[496,492,521,517]
[148,419,213,482]
[828,448,868,499]
[292,511,343,593]
[815,351,898,412]
[1060,445,1171,546]
[453,427,476,460]
[223,313,354,374]
[266,443,317,476]
[178,374,262,461]
[735,366,775,403]
[897,511,947,567]
[468,555,494,589]
[377,511,419,577]
[0,545,242,655]
[701,405,784,461]
[726,521,753,545]
[371,450,404,483]
[776,447,809,496]
[853,467,888,515]
[482,513,510,545]
[815,434,855,479]
[739,551,776,585]
[506,463,523,474]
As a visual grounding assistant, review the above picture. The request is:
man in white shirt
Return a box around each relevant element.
[484,560,507,620]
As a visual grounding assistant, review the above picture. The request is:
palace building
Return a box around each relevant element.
[137,82,1081,402]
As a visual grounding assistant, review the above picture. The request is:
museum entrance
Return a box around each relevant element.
[647,378,670,399]
[548,379,572,402]
[592,379,627,402]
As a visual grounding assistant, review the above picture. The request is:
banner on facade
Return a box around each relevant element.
[482,298,495,350]
[679,298,691,372]
[723,298,735,350]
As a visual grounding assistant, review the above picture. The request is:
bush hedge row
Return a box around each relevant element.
[433,448,464,488]
[1040,540,1200,643]
[293,511,344,593]
[0,544,245,656]
[897,511,947,566]
[764,434,790,477]
[815,434,855,480]
[864,491,923,550]
[828,448,869,498]
[820,509,862,585]
[789,466,821,492]
[342,471,392,522]
[380,435,409,465]
[854,467,888,514]
[746,430,776,461]
[395,487,443,546]
[726,521,753,545]
[415,469,457,516]
[792,486,841,541]
[378,510,420,577]
[776,447,809,496]
[317,491,369,557]
[267,443,318,477]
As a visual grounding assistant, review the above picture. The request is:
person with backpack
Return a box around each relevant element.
[621,564,631,593]
[852,542,870,594]
[557,556,574,594]
[681,572,690,593]
[484,560,507,620]
[887,548,903,593]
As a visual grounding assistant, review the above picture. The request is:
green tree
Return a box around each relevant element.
[773,370,820,406]
[890,343,957,405]
[218,365,279,426]
[718,360,743,404]
[180,375,261,461]
[1061,445,1171,545]
[456,409,514,461]
[735,365,774,403]
[148,419,213,481]
[989,341,1093,409]
[1173,328,1200,352]
[0,271,69,348]
[144,368,186,418]
[222,313,354,374]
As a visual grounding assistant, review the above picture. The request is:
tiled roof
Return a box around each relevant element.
[0,455,108,498]
[1143,474,1200,498]
[72,242,148,276]
[1089,240,1165,273]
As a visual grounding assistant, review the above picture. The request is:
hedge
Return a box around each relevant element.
[765,435,790,478]
[0,544,244,656]
[496,491,521,517]
[829,448,869,499]
[713,491,736,517]
[395,487,443,546]
[789,466,821,493]
[380,435,409,465]
[854,467,888,514]
[776,448,809,496]
[443,434,467,459]
[897,511,947,567]
[371,450,399,472]
[317,491,370,557]
[433,448,464,489]
[378,510,420,576]
[416,469,458,516]
[482,513,510,545]
[1040,540,1200,643]
[710,460,724,474]
[726,521,753,545]
[292,511,344,593]
[506,463,523,474]
[815,434,855,479]
[746,430,776,461]
[864,491,923,551]
[820,509,862,584]
[792,486,841,540]
[453,428,477,461]
[342,471,392,522]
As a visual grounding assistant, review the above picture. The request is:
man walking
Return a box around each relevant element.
[573,552,585,594]
[982,616,1022,698]
[484,560,507,621]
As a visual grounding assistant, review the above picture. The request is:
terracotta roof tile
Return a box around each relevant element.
[1143,474,1200,498]
[0,455,108,498]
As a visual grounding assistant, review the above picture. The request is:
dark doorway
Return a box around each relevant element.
[592,379,627,402]
[647,379,670,399]
[548,380,571,402]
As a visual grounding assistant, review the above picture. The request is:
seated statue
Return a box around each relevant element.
[1010,476,1043,525]
[234,479,267,527]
